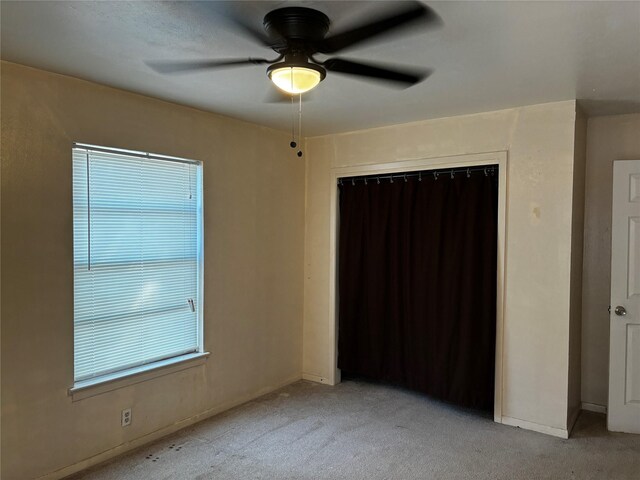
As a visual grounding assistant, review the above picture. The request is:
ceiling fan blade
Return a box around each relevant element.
[146,58,271,74]
[316,1,441,54]
[323,58,431,87]
[223,13,276,47]
[207,3,276,47]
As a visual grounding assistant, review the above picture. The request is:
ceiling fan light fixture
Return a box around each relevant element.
[268,63,325,94]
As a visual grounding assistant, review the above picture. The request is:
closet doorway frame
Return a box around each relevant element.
[328,151,508,422]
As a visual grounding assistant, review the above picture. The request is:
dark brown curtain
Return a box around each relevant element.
[337,168,498,410]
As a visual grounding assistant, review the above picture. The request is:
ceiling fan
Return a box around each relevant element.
[147,1,442,96]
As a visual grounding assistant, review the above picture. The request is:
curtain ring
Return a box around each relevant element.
[364,177,368,185]
[467,168,471,178]
[404,174,407,183]
[450,170,455,179]
[377,177,380,184]
[434,171,439,180]
[390,176,394,183]
[484,167,488,176]
[351,178,355,186]
[418,172,422,182]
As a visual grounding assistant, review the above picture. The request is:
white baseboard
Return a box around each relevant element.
[581,402,607,414]
[500,416,569,439]
[36,373,302,480]
[302,373,330,384]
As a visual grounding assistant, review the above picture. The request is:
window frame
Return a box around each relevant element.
[70,143,206,397]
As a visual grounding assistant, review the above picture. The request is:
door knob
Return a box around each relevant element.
[614,306,627,316]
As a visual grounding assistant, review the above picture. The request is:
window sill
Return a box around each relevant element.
[69,352,210,402]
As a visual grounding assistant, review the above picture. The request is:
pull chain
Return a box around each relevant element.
[287,93,303,157]
[290,93,297,149]
[286,68,302,156]
[297,94,303,157]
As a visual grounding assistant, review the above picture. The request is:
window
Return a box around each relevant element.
[72,144,203,387]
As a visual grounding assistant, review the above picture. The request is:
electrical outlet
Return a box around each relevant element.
[121,408,132,427]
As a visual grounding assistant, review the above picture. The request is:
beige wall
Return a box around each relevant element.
[303,101,582,434]
[581,114,640,408]
[0,62,305,480]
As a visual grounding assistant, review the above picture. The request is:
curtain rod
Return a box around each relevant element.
[338,165,497,185]
[73,143,201,166]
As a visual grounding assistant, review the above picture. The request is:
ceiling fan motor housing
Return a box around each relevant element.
[263,7,330,87]
[263,7,331,54]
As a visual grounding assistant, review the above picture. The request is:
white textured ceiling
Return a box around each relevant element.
[1,1,639,136]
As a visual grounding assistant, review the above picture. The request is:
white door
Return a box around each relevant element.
[608,159,640,433]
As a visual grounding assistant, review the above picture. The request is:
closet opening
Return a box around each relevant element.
[337,165,499,412]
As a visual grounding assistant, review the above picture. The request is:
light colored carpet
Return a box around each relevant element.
[68,379,640,479]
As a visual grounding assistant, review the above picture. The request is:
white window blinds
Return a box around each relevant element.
[72,145,203,383]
